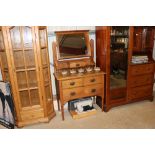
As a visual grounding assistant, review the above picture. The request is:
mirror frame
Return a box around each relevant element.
[55,30,92,60]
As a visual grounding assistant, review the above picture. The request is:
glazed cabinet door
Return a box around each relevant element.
[35,26,54,116]
[133,27,142,52]
[0,27,10,81]
[142,27,154,49]
[5,26,43,119]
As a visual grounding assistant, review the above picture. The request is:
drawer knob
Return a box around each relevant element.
[91,89,96,93]
[70,82,75,86]
[90,79,96,82]
[70,92,76,96]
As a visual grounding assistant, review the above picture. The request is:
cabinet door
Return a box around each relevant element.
[6,26,42,109]
[36,26,54,115]
[133,27,142,52]
[142,27,154,49]
[0,27,10,81]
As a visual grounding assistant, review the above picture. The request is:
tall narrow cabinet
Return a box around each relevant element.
[0,26,55,127]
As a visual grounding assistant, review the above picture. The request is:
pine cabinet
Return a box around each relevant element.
[0,26,55,127]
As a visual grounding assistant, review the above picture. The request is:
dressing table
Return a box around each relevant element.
[52,30,105,120]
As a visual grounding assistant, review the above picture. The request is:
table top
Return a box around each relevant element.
[54,71,106,81]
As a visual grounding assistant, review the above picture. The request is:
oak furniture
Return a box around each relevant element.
[96,26,155,111]
[0,26,55,127]
[128,26,155,102]
[52,30,105,120]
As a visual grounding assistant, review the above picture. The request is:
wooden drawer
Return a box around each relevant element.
[84,84,103,96]
[130,74,154,87]
[62,87,83,102]
[21,108,44,121]
[62,78,83,89]
[129,85,153,100]
[84,75,103,86]
[131,64,154,76]
[69,61,87,68]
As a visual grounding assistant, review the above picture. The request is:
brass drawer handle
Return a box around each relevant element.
[90,79,96,82]
[70,82,75,86]
[70,92,76,96]
[91,89,96,93]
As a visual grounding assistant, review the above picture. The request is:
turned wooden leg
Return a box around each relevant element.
[57,98,60,111]
[61,104,65,121]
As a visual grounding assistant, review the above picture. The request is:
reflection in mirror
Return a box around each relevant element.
[57,33,89,59]
[110,26,129,99]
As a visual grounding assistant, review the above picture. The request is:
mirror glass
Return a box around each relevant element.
[110,26,129,99]
[56,33,89,59]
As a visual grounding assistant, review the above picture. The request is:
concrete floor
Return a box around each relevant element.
[1,96,155,129]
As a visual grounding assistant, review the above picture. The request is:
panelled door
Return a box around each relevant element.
[5,26,43,118]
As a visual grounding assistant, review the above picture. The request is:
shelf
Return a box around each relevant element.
[0,49,5,52]
[13,48,33,52]
[69,109,97,120]
[4,68,8,71]
[111,42,125,45]
[111,35,128,38]
[42,64,48,69]
[16,66,36,72]
[41,46,47,49]
[19,86,39,92]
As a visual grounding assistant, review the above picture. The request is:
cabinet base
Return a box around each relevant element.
[16,112,56,128]
[104,95,154,112]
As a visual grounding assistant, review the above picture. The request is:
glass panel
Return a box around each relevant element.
[27,70,38,88]
[45,85,52,103]
[23,26,33,48]
[13,51,25,70]
[41,48,48,66]
[39,29,46,47]
[4,72,10,81]
[0,52,8,69]
[24,50,35,68]
[0,30,4,50]
[16,71,27,89]
[30,89,40,106]
[10,26,22,49]
[19,91,30,107]
[43,67,49,85]
[110,26,129,99]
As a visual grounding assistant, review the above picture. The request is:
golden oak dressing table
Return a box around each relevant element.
[52,30,105,120]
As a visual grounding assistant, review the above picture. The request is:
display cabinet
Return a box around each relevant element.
[96,26,155,111]
[0,26,55,127]
[133,26,154,54]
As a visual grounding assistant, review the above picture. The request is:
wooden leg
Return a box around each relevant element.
[61,104,65,121]
[102,96,104,111]
[57,98,60,111]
